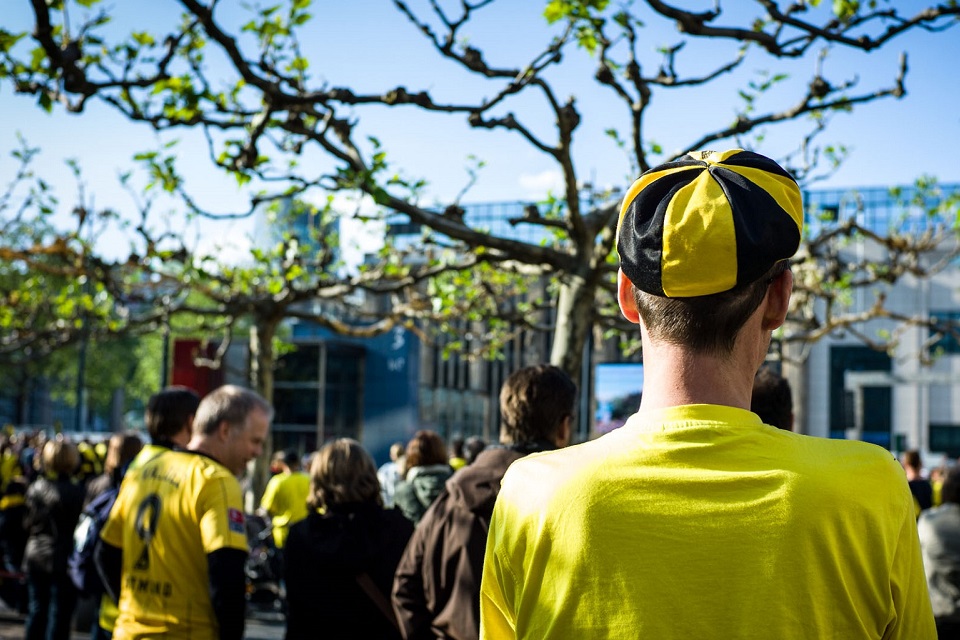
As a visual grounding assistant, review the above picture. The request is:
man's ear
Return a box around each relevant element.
[617,269,640,324]
[217,420,232,441]
[761,269,793,331]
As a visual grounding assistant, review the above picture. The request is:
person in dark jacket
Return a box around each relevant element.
[22,438,85,640]
[394,431,453,526]
[284,438,414,640]
[392,364,576,640]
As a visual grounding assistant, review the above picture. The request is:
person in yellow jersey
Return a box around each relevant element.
[96,384,272,640]
[258,449,309,550]
[90,386,200,640]
[480,149,936,639]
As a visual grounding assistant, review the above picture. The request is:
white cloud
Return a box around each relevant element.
[518,170,565,198]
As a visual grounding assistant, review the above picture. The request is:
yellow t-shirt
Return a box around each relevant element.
[100,449,248,640]
[480,404,935,639]
[259,470,310,548]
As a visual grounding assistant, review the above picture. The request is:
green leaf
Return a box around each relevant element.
[30,46,46,71]
[543,0,569,24]
[290,56,308,72]
[832,0,860,21]
[0,29,26,53]
[131,31,155,46]
[38,92,53,113]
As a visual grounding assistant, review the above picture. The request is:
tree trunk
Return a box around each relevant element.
[248,318,279,506]
[550,271,603,442]
[550,272,596,380]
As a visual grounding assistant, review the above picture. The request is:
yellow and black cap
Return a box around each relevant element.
[616,149,803,298]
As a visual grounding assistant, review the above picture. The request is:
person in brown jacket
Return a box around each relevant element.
[391,364,576,640]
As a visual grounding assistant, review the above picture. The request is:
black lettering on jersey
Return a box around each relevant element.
[125,575,174,598]
[133,493,162,571]
[141,465,181,488]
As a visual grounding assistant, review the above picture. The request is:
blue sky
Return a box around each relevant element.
[3,1,959,260]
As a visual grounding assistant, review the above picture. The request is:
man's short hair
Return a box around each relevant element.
[145,387,201,443]
[282,449,301,469]
[193,385,273,436]
[751,366,793,430]
[633,261,788,355]
[499,364,577,445]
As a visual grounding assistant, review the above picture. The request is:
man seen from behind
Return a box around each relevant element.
[479,149,935,639]
[258,449,309,551]
[393,364,575,640]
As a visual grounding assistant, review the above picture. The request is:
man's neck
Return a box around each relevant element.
[639,341,758,413]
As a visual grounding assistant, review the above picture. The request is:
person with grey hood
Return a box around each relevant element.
[394,430,453,526]
[392,365,575,640]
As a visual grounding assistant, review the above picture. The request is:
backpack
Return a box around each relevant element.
[68,487,118,596]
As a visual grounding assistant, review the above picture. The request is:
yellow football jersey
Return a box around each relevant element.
[100,449,248,640]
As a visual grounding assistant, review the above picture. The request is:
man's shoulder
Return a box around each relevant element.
[790,433,903,477]
[497,438,611,508]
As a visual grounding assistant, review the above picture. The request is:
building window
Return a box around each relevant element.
[929,311,960,355]
[930,424,960,458]
[829,345,892,447]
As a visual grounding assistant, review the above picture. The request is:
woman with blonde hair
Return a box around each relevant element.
[283,438,413,640]
[23,437,85,640]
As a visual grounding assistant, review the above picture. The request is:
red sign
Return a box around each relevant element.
[171,339,226,397]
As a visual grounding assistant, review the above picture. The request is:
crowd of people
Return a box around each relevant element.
[1,148,958,639]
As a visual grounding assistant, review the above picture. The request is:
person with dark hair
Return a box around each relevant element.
[394,364,575,640]
[144,385,202,450]
[480,149,934,638]
[463,436,486,466]
[96,385,273,640]
[394,431,452,526]
[258,449,309,551]
[905,449,934,516]
[751,366,794,431]
[23,438,84,640]
[919,465,960,638]
[284,439,413,640]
